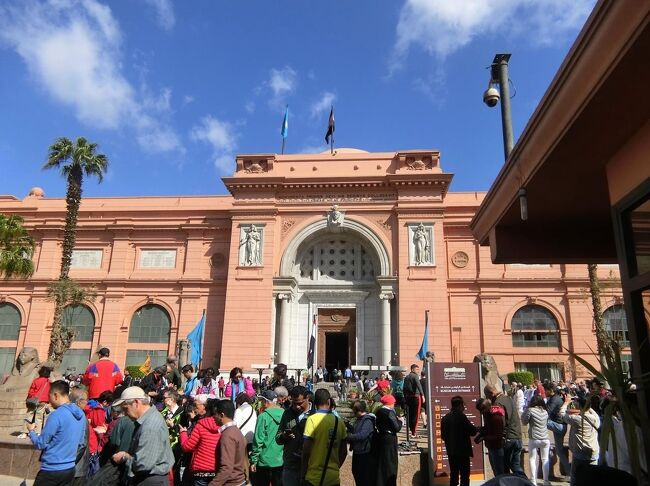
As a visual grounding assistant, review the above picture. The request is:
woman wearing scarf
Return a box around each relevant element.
[375,394,402,486]
[224,367,255,403]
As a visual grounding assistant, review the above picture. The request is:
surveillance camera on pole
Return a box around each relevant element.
[483,53,514,160]
[483,84,500,108]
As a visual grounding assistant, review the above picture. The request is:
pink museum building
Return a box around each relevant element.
[0,149,627,379]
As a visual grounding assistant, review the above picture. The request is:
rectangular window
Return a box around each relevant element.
[0,347,16,375]
[515,363,562,382]
[512,332,560,347]
[125,350,168,369]
[70,250,103,269]
[60,349,91,375]
[139,250,177,269]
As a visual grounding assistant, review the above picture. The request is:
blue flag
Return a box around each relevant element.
[416,311,429,361]
[187,311,206,367]
[281,105,289,139]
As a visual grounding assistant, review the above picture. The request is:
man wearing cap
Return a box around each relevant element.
[83,347,123,400]
[111,386,175,485]
[250,390,285,486]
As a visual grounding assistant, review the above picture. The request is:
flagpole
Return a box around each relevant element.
[422,310,429,366]
[281,137,285,155]
[330,132,334,155]
[198,309,206,370]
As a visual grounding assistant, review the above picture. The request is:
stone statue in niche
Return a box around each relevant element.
[327,205,345,229]
[413,223,430,265]
[473,353,504,394]
[0,347,40,392]
[240,225,261,266]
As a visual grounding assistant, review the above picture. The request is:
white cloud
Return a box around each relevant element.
[267,66,297,109]
[0,0,183,154]
[244,101,256,114]
[393,0,594,62]
[143,0,175,31]
[310,91,336,119]
[182,95,194,105]
[190,115,237,172]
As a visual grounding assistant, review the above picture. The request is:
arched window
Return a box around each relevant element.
[0,303,21,340]
[129,304,171,344]
[603,305,629,347]
[62,305,95,342]
[512,305,560,347]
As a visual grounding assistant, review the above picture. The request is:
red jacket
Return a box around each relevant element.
[179,417,221,473]
[83,359,123,399]
[27,377,50,403]
[85,402,108,454]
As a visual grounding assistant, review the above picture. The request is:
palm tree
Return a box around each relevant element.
[43,136,108,364]
[44,137,108,279]
[0,214,34,278]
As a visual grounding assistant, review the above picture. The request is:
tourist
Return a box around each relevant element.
[420,371,428,429]
[224,367,255,402]
[524,384,535,409]
[217,376,225,398]
[85,390,113,478]
[27,380,86,486]
[182,365,198,396]
[111,386,175,485]
[83,347,123,399]
[122,368,134,388]
[192,368,218,398]
[390,370,406,415]
[369,372,391,396]
[165,356,182,390]
[274,385,290,410]
[233,391,257,446]
[211,399,248,486]
[276,385,313,486]
[534,379,546,399]
[191,394,210,427]
[269,363,293,391]
[375,394,402,486]
[475,398,505,477]
[346,400,377,486]
[544,384,571,480]
[513,383,525,416]
[522,395,550,486]
[404,364,426,436]
[485,384,526,477]
[21,365,52,438]
[161,388,183,447]
[92,404,135,485]
[139,365,169,402]
[344,366,353,385]
[302,388,347,486]
[561,393,600,486]
[250,390,284,486]
[354,374,364,398]
[179,398,220,486]
[69,387,90,486]
[315,366,324,383]
[441,396,478,486]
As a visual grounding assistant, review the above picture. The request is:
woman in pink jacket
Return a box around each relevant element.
[224,367,254,403]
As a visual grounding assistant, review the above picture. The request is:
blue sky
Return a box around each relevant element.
[0,0,595,198]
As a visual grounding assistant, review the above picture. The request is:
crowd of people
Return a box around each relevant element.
[440,377,641,486]
[22,350,420,486]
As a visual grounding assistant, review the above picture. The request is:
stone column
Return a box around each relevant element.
[380,292,394,366]
[277,294,291,363]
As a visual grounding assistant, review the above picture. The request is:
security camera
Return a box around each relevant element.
[483,86,500,107]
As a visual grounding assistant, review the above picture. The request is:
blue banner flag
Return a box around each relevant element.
[416,310,429,361]
[281,105,289,139]
[187,310,206,367]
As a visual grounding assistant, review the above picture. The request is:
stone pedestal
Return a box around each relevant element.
[0,396,28,435]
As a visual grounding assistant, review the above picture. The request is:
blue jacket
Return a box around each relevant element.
[29,402,86,471]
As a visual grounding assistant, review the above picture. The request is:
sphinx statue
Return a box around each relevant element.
[473,353,504,394]
[0,347,41,393]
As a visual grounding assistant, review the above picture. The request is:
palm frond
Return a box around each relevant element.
[43,137,73,170]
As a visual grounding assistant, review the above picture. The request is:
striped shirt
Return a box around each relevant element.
[127,406,175,478]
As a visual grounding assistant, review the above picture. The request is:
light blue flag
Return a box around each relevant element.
[187,311,205,367]
[281,105,289,139]
[416,311,429,361]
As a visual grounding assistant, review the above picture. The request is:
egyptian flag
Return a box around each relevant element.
[325,106,335,144]
[307,314,317,369]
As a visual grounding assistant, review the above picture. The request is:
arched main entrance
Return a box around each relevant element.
[274,218,396,371]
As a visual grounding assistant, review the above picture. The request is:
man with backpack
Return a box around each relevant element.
[476,397,506,477]
[485,384,526,478]
[441,396,479,486]
[346,400,377,486]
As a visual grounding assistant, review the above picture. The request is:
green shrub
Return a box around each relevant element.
[126,365,146,379]
[507,371,534,386]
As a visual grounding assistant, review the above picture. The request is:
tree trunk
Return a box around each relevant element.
[48,167,83,366]
[60,167,83,280]
[587,263,615,368]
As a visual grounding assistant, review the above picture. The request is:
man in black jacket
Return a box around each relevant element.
[544,384,570,479]
[275,385,312,486]
[346,401,377,486]
[403,364,425,436]
[441,396,478,486]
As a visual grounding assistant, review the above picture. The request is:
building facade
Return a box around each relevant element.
[0,149,625,379]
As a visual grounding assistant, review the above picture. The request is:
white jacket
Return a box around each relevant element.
[561,405,600,460]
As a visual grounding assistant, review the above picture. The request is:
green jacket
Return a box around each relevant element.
[251,407,284,467]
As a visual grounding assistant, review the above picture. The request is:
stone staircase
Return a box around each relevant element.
[314,382,354,419]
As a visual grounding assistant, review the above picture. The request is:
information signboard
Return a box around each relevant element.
[425,361,484,483]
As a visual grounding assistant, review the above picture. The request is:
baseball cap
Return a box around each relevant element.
[113,386,148,406]
[259,390,277,402]
[97,347,110,357]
